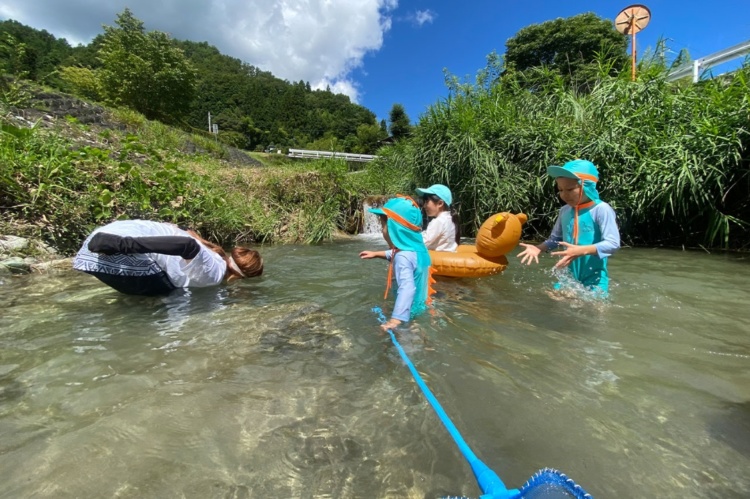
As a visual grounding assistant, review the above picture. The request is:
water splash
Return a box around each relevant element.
[545,268,611,310]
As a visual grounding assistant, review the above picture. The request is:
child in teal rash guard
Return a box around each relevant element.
[360,197,434,331]
[517,159,620,295]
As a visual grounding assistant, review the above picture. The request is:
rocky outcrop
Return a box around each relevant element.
[0,235,71,276]
[7,85,264,168]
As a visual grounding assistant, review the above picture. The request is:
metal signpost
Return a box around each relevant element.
[615,4,652,81]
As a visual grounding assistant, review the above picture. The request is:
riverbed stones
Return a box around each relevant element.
[0,233,71,277]
[0,257,31,274]
[0,235,29,252]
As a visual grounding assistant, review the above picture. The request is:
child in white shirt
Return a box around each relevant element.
[415,184,460,252]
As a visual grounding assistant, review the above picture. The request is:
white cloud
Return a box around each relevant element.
[414,9,436,27]
[0,0,400,103]
[313,78,361,104]
[0,5,20,20]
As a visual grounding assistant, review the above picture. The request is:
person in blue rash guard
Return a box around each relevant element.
[360,196,434,331]
[517,159,620,295]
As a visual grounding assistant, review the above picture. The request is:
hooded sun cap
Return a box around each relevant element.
[368,197,423,239]
[547,159,601,205]
[367,196,428,268]
[415,184,453,207]
[547,159,599,181]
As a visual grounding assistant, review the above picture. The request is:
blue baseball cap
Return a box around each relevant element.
[415,184,453,206]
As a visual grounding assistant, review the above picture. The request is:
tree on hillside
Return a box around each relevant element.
[175,39,378,151]
[504,12,628,87]
[66,34,105,69]
[388,104,411,141]
[0,17,380,151]
[0,20,75,83]
[307,132,343,152]
[97,9,196,122]
[354,123,387,154]
[0,33,30,78]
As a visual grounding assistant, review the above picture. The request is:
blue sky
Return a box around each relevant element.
[358,0,750,123]
[1,0,748,124]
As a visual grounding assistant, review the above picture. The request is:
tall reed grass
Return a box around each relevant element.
[381,58,750,249]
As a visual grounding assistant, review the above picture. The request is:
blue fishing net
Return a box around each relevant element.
[444,467,590,498]
[444,466,590,498]
[518,468,592,498]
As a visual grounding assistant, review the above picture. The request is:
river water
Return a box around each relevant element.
[0,239,748,498]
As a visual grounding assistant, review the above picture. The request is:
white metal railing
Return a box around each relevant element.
[667,39,750,82]
[287,148,378,162]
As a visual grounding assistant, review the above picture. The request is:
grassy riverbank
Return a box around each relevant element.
[0,83,373,254]
[4,65,749,256]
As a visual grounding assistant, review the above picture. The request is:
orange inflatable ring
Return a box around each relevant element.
[429,212,527,277]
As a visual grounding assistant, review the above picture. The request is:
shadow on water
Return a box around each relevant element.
[710,401,750,458]
[0,378,24,404]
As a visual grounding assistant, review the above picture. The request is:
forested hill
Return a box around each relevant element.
[0,13,387,153]
[174,40,380,152]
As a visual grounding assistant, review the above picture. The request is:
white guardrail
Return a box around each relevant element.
[667,39,750,83]
[287,148,378,162]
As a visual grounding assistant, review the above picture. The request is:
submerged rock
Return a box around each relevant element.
[0,232,69,279]
[0,235,29,253]
[0,257,30,274]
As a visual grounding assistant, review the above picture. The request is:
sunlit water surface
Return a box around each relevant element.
[1,239,748,498]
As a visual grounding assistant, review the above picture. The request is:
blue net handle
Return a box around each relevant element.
[373,307,519,499]
[372,307,592,499]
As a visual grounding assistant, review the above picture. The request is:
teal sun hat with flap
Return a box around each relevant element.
[547,159,601,204]
[367,197,426,255]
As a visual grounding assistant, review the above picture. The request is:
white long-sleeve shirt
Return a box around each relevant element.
[422,211,457,252]
[74,220,226,288]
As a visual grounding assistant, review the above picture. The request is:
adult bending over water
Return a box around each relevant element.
[73,220,263,295]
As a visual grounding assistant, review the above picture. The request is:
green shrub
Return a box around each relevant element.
[58,66,103,101]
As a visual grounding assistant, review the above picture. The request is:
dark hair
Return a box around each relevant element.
[449,203,461,244]
[232,247,263,277]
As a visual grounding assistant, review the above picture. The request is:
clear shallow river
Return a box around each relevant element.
[0,238,748,498]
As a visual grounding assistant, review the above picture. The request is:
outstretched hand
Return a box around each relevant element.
[359,251,378,259]
[550,241,588,268]
[517,243,542,265]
